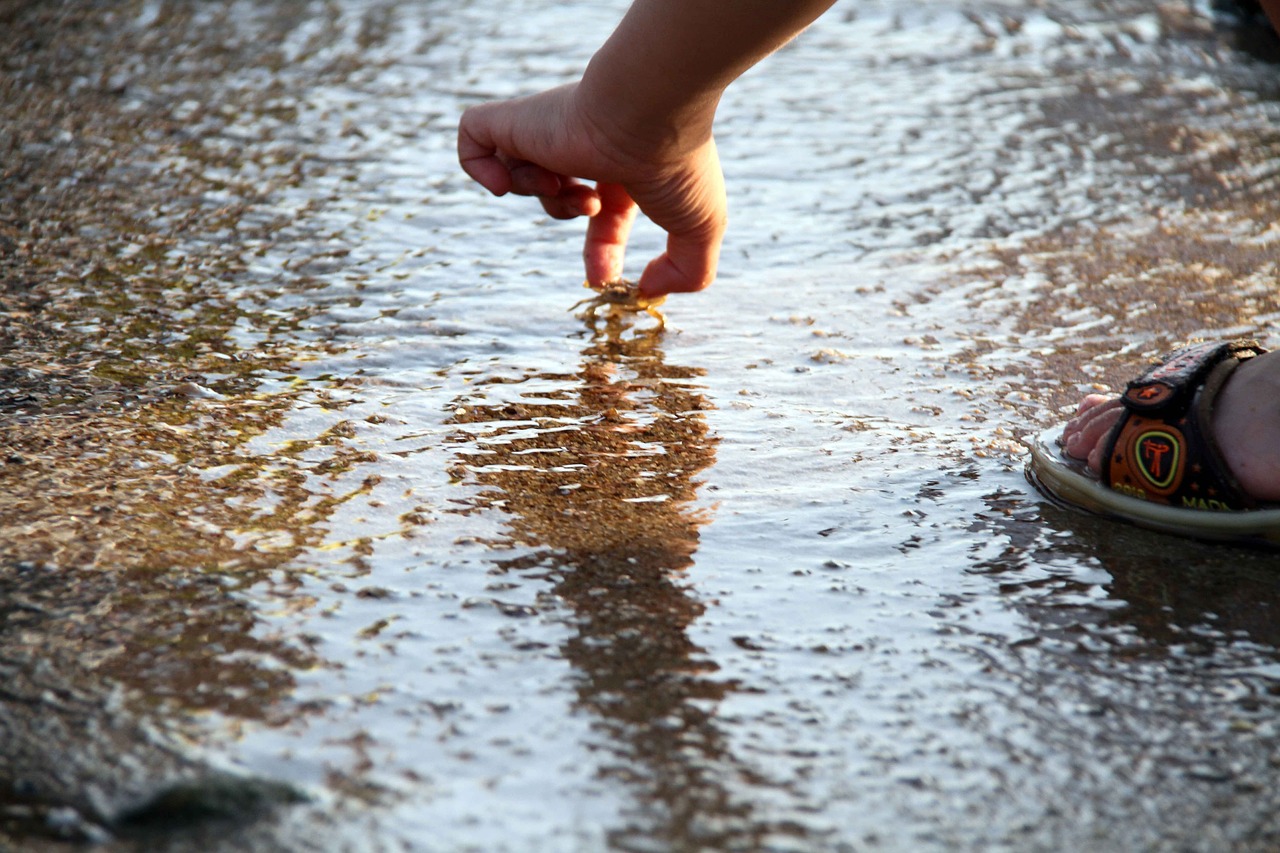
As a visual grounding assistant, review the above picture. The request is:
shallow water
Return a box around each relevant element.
[4,0,1280,849]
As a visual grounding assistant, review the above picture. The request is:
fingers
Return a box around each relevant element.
[457,106,514,197]
[508,161,563,198]
[541,181,602,220]
[584,183,638,284]
[457,105,562,198]
[459,93,729,296]
[493,159,601,219]
[458,101,563,196]
[460,102,601,221]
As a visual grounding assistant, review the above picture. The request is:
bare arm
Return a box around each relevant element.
[581,0,837,150]
[1262,0,1280,31]
[458,0,836,296]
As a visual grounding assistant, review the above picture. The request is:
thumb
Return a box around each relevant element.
[633,141,727,296]
[636,187,727,296]
[638,231,722,296]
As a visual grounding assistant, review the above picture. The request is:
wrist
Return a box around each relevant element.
[577,46,722,163]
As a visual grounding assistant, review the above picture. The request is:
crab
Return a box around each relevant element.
[570,279,666,329]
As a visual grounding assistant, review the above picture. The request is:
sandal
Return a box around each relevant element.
[1027,340,1280,548]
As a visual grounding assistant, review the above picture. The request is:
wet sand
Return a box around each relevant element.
[1,1,341,846]
[3,0,1280,850]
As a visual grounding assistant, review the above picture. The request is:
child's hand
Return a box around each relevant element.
[458,83,726,297]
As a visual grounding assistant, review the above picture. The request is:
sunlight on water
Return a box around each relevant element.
[3,0,1280,849]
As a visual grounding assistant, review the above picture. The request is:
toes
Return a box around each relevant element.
[1064,396,1122,436]
[1074,393,1113,416]
[1062,399,1124,474]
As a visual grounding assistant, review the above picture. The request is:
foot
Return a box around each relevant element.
[1061,349,1280,503]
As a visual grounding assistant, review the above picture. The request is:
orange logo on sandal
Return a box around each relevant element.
[1135,430,1180,489]
[1124,383,1172,407]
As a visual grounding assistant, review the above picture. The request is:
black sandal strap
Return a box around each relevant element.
[1101,340,1265,511]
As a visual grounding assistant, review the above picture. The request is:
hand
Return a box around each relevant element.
[457,83,727,297]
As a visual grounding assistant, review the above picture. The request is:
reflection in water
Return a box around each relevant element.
[446,316,792,849]
[978,491,1280,656]
[957,485,1280,842]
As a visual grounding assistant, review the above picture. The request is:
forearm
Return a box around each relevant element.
[1262,0,1280,32]
[579,0,837,151]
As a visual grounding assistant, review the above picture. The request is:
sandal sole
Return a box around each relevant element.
[1026,426,1280,549]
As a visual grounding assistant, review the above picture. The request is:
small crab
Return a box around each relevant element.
[571,279,666,329]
